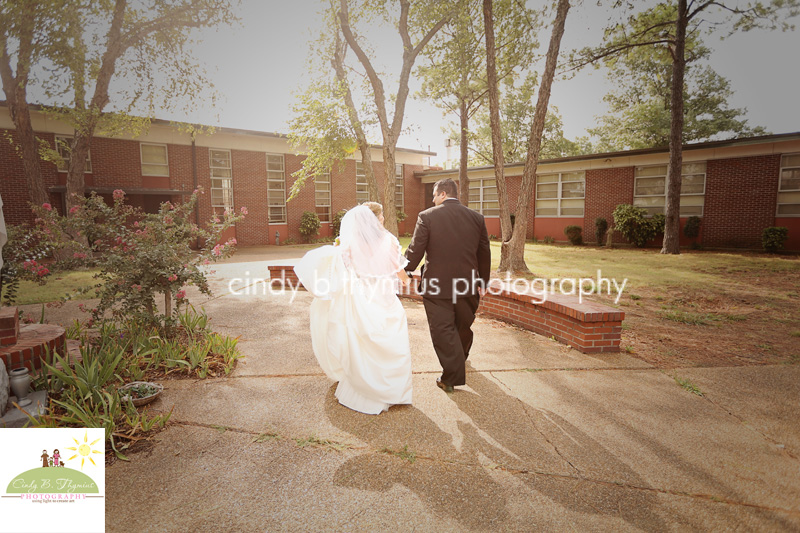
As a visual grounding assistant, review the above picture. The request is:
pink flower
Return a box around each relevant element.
[131,284,142,291]
[113,189,125,201]
[42,203,52,211]
[212,216,220,224]
[168,274,178,282]
[73,252,87,259]
[133,221,139,227]
[203,259,210,265]
[164,216,174,225]
[211,244,223,257]
[175,290,186,300]
[240,207,248,215]
[69,206,79,214]
[37,268,50,277]
[227,238,237,245]
[78,303,86,312]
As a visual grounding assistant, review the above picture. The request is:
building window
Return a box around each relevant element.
[535,172,585,217]
[777,153,800,216]
[141,143,169,176]
[315,172,331,222]
[395,163,404,211]
[55,135,92,173]
[468,178,499,216]
[633,163,705,216]
[210,149,233,211]
[267,154,286,224]
[356,161,369,204]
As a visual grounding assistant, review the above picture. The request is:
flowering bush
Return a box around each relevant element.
[32,188,244,328]
[0,223,53,305]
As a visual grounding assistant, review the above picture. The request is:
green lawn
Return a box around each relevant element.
[9,269,100,306]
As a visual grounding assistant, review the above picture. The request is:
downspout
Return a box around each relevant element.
[192,134,200,249]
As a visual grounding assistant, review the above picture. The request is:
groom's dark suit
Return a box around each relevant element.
[405,198,491,387]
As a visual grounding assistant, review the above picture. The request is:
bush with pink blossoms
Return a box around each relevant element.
[0,224,53,305]
[32,188,243,329]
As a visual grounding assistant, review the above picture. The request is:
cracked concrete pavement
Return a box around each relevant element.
[25,245,800,531]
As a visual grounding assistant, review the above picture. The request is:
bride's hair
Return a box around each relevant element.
[362,202,383,219]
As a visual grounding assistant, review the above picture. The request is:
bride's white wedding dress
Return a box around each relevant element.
[294,205,412,414]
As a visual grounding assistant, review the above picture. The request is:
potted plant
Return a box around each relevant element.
[119,381,164,407]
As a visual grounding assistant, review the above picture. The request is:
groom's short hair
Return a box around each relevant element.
[434,178,458,198]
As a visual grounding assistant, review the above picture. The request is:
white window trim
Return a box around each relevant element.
[633,163,707,217]
[395,163,404,211]
[535,172,586,218]
[266,152,286,224]
[355,161,369,203]
[54,135,92,173]
[209,148,233,209]
[315,172,331,222]
[140,142,169,177]
[468,178,499,216]
[777,152,800,217]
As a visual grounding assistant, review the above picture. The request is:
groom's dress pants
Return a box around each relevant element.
[422,294,480,387]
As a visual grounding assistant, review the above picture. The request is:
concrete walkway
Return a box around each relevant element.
[30,246,800,531]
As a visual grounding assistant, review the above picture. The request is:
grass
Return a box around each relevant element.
[674,376,704,396]
[9,269,100,305]
[380,445,417,463]
[294,434,351,451]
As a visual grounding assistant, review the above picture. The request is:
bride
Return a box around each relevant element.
[294,203,412,414]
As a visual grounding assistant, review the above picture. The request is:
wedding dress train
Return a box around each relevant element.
[294,206,412,414]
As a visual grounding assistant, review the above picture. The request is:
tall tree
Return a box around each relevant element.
[288,6,378,203]
[585,4,767,151]
[1,1,238,213]
[0,0,64,208]
[338,0,451,236]
[484,0,572,274]
[469,73,589,165]
[417,0,537,204]
[569,0,798,254]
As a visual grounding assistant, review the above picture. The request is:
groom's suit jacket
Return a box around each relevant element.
[405,198,491,300]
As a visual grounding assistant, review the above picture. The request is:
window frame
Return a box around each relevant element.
[535,171,586,218]
[355,161,369,204]
[140,142,170,177]
[468,178,499,217]
[633,163,707,217]
[209,148,233,210]
[777,153,800,217]
[54,135,92,173]
[395,163,404,212]
[266,153,286,224]
[315,172,331,223]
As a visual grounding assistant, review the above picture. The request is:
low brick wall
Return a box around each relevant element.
[0,307,20,346]
[271,266,625,354]
[0,323,67,372]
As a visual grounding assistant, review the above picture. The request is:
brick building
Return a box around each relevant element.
[0,106,433,244]
[2,105,798,251]
[420,133,800,252]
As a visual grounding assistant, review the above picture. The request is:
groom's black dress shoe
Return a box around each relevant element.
[436,378,454,393]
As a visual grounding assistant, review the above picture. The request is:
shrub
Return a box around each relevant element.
[543,235,555,244]
[0,224,53,305]
[564,225,583,245]
[594,217,608,246]
[32,188,242,329]
[396,210,407,222]
[613,204,663,247]
[299,211,321,242]
[762,226,789,253]
[684,216,701,239]
[331,209,347,238]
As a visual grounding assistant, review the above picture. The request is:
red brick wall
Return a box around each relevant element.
[584,166,635,245]
[703,155,781,249]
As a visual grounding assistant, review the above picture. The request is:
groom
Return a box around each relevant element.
[405,178,491,392]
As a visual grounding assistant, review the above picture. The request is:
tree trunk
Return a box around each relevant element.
[65,132,93,212]
[12,103,49,209]
[661,0,687,255]
[483,0,512,255]
[458,98,470,205]
[501,0,570,275]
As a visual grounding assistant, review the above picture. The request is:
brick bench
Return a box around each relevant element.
[269,266,625,354]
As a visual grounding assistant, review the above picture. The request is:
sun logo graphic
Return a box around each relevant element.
[65,430,104,470]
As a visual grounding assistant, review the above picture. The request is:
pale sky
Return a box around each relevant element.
[160,1,799,165]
